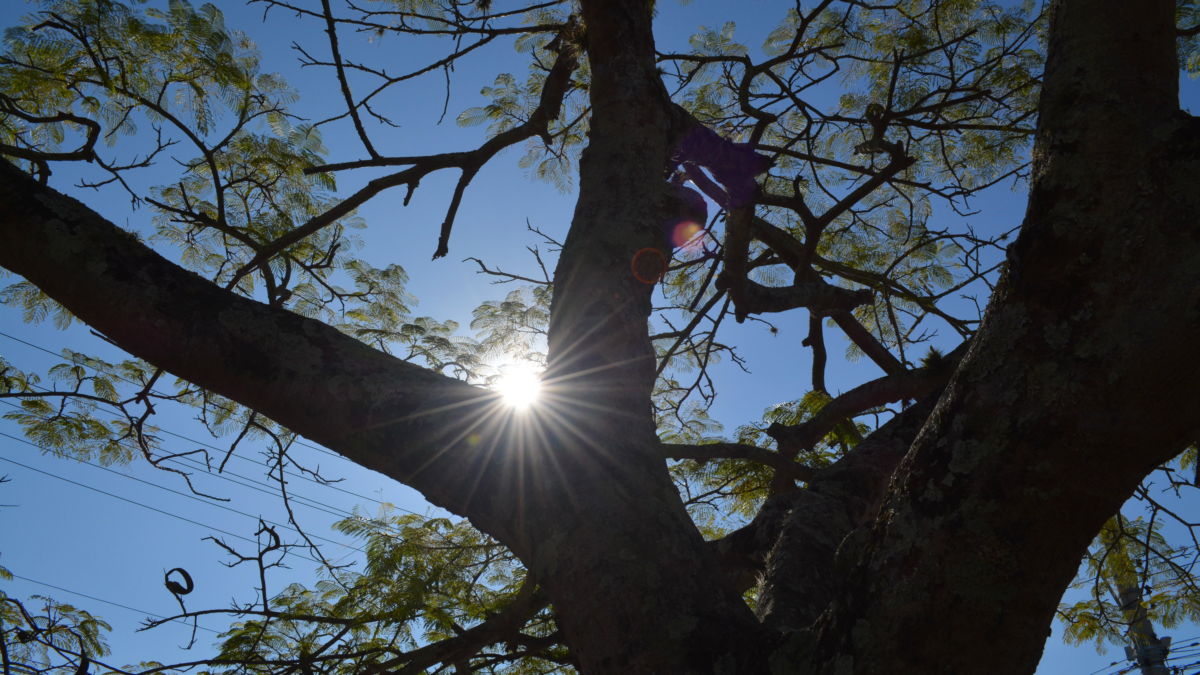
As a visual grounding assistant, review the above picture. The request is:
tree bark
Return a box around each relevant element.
[0,158,540,540]
[518,1,771,670]
[804,0,1200,672]
[756,397,939,635]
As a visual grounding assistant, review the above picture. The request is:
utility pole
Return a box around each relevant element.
[1118,584,1171,675]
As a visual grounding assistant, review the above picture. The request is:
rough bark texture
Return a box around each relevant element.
[755,397,940,634]
[802,1,1200,672]
[521,1,771,670]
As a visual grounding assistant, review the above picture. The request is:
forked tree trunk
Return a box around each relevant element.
[798,0,1200,672]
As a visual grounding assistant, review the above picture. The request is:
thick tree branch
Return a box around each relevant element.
[810,1,1200,672]
[806,313,828,392]
[525,1,773,670]
[755,395,940,632]
[721,205,754,322]
[765,346,963,458]
[722,276,873,316]
[710,396,939,616]
[0,158,530,547]
[0,95,100,172]
[828,309,905,375]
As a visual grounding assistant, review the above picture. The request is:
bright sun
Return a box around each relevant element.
[495,362,542,410]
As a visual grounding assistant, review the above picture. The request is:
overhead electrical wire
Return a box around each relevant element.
[0,358,466,547]
[0,397,357,522]
[0,333,511,670]
[4,572,221,635]
[0,329,352,462]
[0,395,438,548]
[0,447,328,566]
[0,430,364,554]
[0,330,488,571]
[0,329,439,515]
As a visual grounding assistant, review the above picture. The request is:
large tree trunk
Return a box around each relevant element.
[516,1,770,670]
[801,0,1200,672]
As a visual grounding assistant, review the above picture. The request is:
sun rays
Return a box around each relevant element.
[494,361,543,410]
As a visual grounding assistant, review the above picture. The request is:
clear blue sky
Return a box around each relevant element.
[1,1,1197,673]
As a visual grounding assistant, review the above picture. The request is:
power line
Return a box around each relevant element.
[0,329,348,463]
[0,329,458,538]
[0,331,490,554]
[0,430,364,554]
[0,329,417,511]
[0,450,326,566]
[160,452,354,521]
[148,421,395,511]
[0,397,358,522]
[0,399,461,549]
[0,397,439,548]
[4,572,221,635]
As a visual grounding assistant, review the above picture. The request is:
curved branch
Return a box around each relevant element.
[0,96,100,164]
[368,581,550,675]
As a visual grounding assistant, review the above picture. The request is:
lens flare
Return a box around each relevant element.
[495,363,542,410]
[670,220,705,252]
[631,247,668,284]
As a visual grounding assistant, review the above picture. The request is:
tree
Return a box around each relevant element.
[0,0,1198,672]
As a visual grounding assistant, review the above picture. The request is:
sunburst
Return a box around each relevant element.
[495,362,542,410]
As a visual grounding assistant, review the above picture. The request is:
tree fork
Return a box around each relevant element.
[806,0,1200,672]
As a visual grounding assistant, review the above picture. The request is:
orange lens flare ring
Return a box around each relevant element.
[631,221,707,284]
[631,247,668,284]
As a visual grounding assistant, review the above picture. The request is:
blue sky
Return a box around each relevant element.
[1,1,1197,673]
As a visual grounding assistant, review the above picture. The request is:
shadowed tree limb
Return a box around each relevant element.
[765,343,966,463]
[710,397,939,617]
[367,581,552,675]
[755,394,940,632]
[720,276,873,316]
[0,95,100,164]
[662,442,818,483]
[708,194,906,376]
[0,157,532,548]
[806,1,1200,671]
